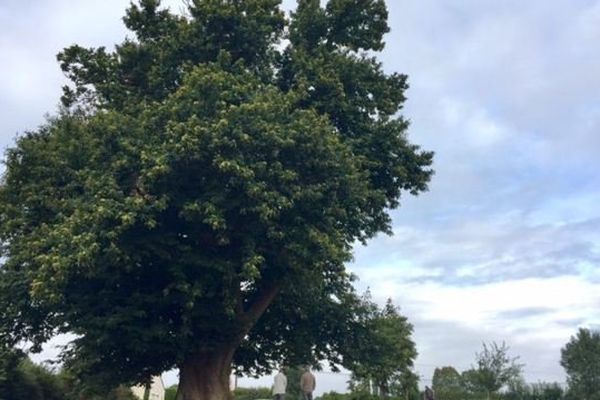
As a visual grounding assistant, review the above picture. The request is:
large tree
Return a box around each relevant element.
[561,328,600,400]
[0,1,433,400]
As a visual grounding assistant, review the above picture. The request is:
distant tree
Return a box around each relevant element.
[561,328,600,400]
[530,382,564,400]
[345,298,418,398]
[0,346,139,400]
[460,368,482,398]
[0,351,66,400]
[390,369,419,400]
[432,366,464,400]
[57,365,139,400]
[503,377,529,400]
[0,1,433,400]
[0,345,24,398]
[468,342,524,399]
[232,387,272,400]
[504,380,564,400]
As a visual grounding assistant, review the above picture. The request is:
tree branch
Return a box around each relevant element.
[238,281,281,333]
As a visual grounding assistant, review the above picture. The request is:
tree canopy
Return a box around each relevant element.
[462,342,523,399]
[0,344,138,400]
[432,366,464,400]
[561,328,600,400]
[0,0,433,398]
[345,298,418,398]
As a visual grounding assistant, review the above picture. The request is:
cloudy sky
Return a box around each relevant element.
[2,0,600,393]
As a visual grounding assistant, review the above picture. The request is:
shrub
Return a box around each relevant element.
[233,386,273,400]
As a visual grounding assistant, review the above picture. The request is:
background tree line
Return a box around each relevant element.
[431,329,600,400]
[0,344,137,400]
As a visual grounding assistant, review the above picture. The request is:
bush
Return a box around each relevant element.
[233,386,273,400]
[318,392,352,400]
[1,357,67,400]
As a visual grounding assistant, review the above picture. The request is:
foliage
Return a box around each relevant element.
[106,386,140,400]
[0,352,65,400]
[0,0,433,392]
[57,366,139,400]
[504,380,564,400]
[318,390,419,400]
[429,366,564,400]
[529,382,564,400]
[0,344,24,398]
[429,342,536,400]
[165,384,178,400]
[347,392,380,400]
[432,366,464,400]
[63,383,138,400]
[318,391,378,400]
[345,298,418,398]
[280,366,304,400]
[464,342,524,398]
[232,387,272,400]
[389,370,419,400]
[561,328,600,400]
[0,346,138,400]
[319,392,352,400]
[459,368,485,397]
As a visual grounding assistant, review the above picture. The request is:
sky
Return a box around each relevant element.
[1,0,600,393]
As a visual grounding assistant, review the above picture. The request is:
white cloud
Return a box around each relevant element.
[400,276,598,328]
[440,97,509,148]
[357,273,600,384]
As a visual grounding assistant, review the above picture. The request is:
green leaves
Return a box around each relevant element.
[432,367,465,400]
[344,297,418,397]
[561,328,600,400]
[326,0,389,51]
[460,342,524,398]
[1,0,434,388]
[290,0,389,52]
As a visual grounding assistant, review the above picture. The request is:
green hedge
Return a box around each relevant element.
[233,386,273,400]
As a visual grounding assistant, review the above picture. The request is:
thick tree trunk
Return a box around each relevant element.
[175,283,281,400]
[176,349,235,400]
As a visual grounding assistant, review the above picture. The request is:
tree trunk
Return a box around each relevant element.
[176,349,235,400]
[175,283,280,400]
[143,382,151,400]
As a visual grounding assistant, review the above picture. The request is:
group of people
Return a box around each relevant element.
[273,368,434,400]
[272,367,316,400]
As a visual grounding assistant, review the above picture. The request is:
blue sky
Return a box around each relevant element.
[1,0,600,393]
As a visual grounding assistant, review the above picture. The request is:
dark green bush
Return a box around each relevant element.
[233,386,273,400]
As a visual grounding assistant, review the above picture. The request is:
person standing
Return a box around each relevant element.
[300,367,316,400]
[273,367,287,400]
